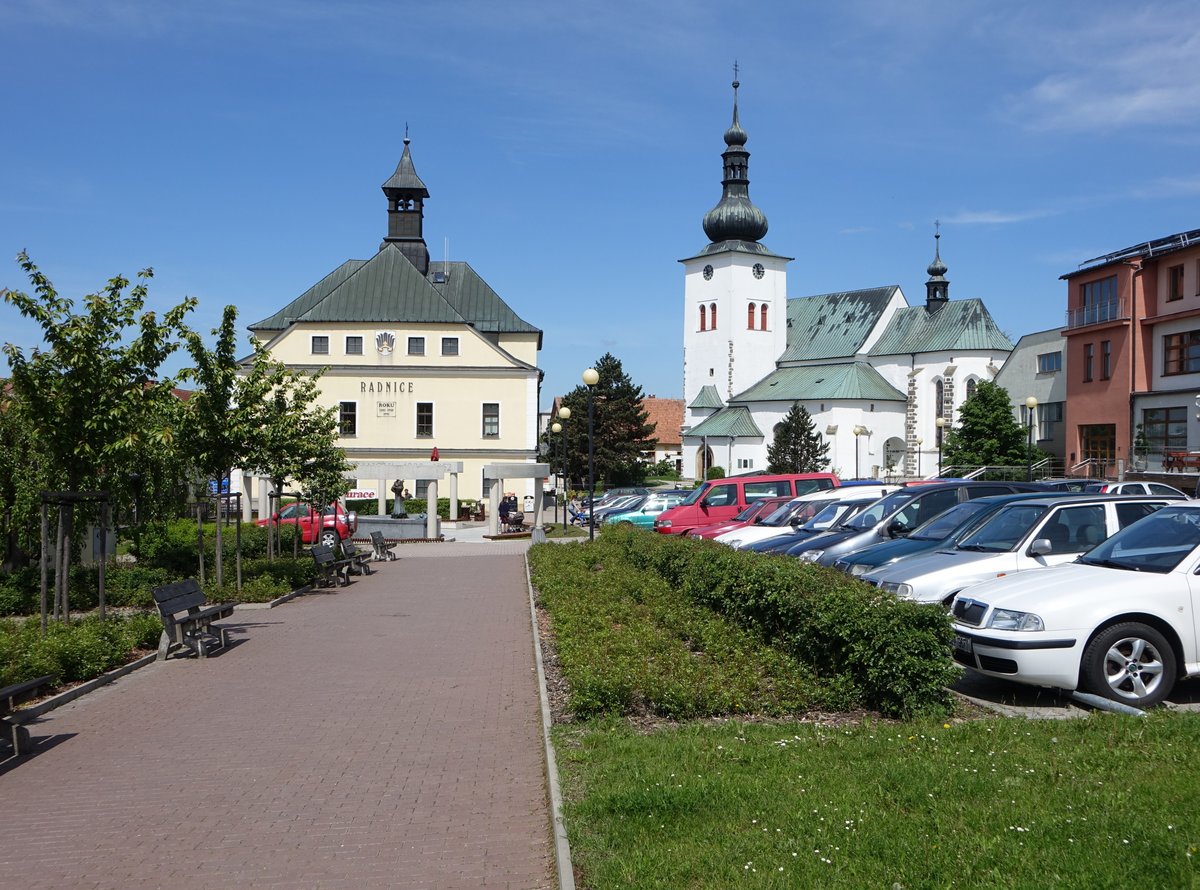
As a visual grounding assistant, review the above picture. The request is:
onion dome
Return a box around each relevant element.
[925,227,950,306]
[702,78,769,245]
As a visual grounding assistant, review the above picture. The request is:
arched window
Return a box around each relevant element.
[699,304,707,331]
[710,302,717,328]
[761,304,768,330]
[965,378,977,400]
[747,303,756,329]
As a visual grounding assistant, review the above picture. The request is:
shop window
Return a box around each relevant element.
[1142,406,1187,451]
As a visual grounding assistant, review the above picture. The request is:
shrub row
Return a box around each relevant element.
[566,526,956,718]
[0,613,163,688]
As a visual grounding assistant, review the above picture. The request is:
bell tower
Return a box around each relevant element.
[381,136,431,274]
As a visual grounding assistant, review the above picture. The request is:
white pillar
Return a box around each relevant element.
[258,476,270,519]
[488,479,501,536]
[241,470,253,521]
[377,479,386,518]
[449,472,459,523]
[532,481,544,528]
[426,479,438,538]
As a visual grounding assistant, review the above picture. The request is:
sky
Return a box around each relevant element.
[2,0,1199,410]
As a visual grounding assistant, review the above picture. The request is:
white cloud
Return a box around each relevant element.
[941,209,1053,225]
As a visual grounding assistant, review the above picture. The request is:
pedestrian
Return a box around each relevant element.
[499,494,512,528]
[391,480,407,518]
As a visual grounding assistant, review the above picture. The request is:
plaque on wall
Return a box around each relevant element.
[377,400,396,417]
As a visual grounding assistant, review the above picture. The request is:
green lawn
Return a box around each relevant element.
[555,714,1200,888]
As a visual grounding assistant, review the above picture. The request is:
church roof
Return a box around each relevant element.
[731,363,905,403]
[688,385,725,410]
[685,406,763,438]
[779,286,899,362]
[868,298,1013,355]
[248,247,540,340]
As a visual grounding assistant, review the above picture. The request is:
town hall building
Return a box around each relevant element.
[682,81,1014,479]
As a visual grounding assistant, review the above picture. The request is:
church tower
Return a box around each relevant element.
[925,226,950,308]
[381,137,431,274]
[681,76,791,417]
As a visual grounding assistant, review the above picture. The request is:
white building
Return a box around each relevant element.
[682,81,1013,480]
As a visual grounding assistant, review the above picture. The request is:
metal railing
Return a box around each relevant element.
[1066,299,1127,329]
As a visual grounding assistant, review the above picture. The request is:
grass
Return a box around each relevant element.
[555,714,1200,888]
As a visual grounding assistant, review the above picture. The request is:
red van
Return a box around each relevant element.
[653,473,840,535]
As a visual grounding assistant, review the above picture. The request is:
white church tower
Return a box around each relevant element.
[681,77,790,433]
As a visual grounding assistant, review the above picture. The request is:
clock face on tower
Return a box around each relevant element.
[752,263,765,280]
[703,264,714,280]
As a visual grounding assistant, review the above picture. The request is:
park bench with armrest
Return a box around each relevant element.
[1163,452,1200,472]
[151,579,234,661]
[370,530,398,561]
[310,543,352,588]
[341,539,373,575]
[1,675,52,755]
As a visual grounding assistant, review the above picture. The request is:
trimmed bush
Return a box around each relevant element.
[0,613,163,688]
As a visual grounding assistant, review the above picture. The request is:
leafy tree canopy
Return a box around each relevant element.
[941,380,1046,470]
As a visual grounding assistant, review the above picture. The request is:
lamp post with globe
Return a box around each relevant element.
[935,417,946,476]
[583,368,599,540]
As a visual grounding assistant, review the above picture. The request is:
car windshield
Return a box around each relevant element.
[909,500,992,541]
[760,500,800,525]
[956,504,1048,552]
[802,501,861,531]
[679,485,707,506]
[842,491,913,530]
[733,501,768,522]
[1079,505,1200,573]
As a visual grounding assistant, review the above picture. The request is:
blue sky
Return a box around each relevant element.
[2,0,1198,409]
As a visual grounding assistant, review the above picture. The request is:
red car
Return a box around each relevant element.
[257,500,358,548]
[688,496,792,539]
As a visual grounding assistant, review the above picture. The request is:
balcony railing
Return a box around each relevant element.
[1066,299,1128,329]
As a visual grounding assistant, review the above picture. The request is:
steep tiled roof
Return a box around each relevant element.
[868,299,1013,355]
[731,363,905,403]
[779,287,898,362]
[641,397,684,447]
[688,385,724,410]
[685,406,763,438]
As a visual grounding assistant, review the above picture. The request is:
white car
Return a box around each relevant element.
[716,486,892,549]
[862,495,1169,606]
[950,502,1200,708]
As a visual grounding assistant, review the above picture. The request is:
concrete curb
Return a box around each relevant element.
[524,554,575,890]
[21,652,159,720]
[235,584,313,610]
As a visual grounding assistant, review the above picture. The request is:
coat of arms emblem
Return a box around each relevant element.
[376,331,395,355]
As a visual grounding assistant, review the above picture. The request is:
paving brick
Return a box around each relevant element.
[0,545,553,889]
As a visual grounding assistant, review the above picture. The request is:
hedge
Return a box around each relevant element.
[0,613,163,688]
[547,526,956,718]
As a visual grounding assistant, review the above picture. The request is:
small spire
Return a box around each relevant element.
[925,221,949,307]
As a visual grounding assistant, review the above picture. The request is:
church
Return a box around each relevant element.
[681,81,1013,480]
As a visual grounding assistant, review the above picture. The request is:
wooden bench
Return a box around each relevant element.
[310,543,352,588]
[370,530,398,561]
[152,580,235,660]
[2,675,52,755]
[1163,452,1200,472]
[342,539,373,575]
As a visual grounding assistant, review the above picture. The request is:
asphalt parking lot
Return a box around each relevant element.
[952,668,1200,718]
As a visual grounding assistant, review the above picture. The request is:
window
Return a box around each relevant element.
[408,336,425,356]
[1163,329,1200,375]
[415,479,430,499]
[482,402,499,437]
[710,302,717,328]
[745,480,791,499]
[1142,406,1187,451]
[1037,351,1062,373]
[1168,264,1185,302]
[1116,501,1163,529]
[416,402,433,437]
[441,337,459,356]
[747,303,756,330]
[338,401,357,436]
[345,336,363,355]
[965,378,977,400]
[736,458,754,469]
[699,304,707,331]
[1083,343,1094,381]
[1080,275,1119,324]
[311,335,329,355]
[760,304,768,330]
[701,483,737,507]
[1037,401,1063,441]
[934,379,945,445]
[1101,340,1112,379]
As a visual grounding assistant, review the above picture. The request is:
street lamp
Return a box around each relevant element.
[935,417,946,476]
[853,425,867,479]
[557,406,571,492]
[551,421,563,527]
[1025,396,1038,482]
[915,437,924,478]
[582,368,599,540]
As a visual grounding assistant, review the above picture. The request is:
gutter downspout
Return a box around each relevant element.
[1124,260,1142,475]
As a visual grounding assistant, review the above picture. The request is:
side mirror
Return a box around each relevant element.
[1029,538,1052,556]
[753,516,763,524]
[887,520,910,538]
[790,517,802,527]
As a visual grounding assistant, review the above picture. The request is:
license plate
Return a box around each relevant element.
[952,633,973,654]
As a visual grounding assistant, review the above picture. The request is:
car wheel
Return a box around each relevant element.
[319,530,339,549]
[1081,622,1177,708]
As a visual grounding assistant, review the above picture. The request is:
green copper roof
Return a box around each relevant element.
[248,248,541,341]
[779,287,899,362]
[731,363,905,403]
[688,384,724,410]
[868,299,1013,355]
[685,406,763,438]
[381,140,429,196]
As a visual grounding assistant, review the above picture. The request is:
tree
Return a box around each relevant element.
[545,353,657,490]
[766,402,830,474]
[941,380,1048,471]
[2,253,194,617]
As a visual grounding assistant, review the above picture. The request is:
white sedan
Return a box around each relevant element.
[949,503,1200,708]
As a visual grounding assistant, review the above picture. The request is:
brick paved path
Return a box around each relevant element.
[0,544,553,889]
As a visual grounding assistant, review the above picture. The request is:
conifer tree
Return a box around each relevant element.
[766,402,829,473]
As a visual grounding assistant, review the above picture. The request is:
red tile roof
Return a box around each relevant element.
[641,397,684,447]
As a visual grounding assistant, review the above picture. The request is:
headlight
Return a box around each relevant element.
[848,564,870,577]
[987,609,1044,632]
[880,581,914,598]
[798,549,822,562]
[726,539,741,549]
[655,519,671,529]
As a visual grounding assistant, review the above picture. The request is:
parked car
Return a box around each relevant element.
[1034,478,1091,493]
[834,492,1079,577]
[861,495,1171,606]
[654,473,840,535]
[604,495,686,528]
[257,500,358,548]
[739,494,886,553]
[582,487,650,509]
[719,485,895,549]
[949,501,1200,707]
[586,495,646,524]
[687,496,792,539]
[786,481,1044,566]
[1082,481,1189,498]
